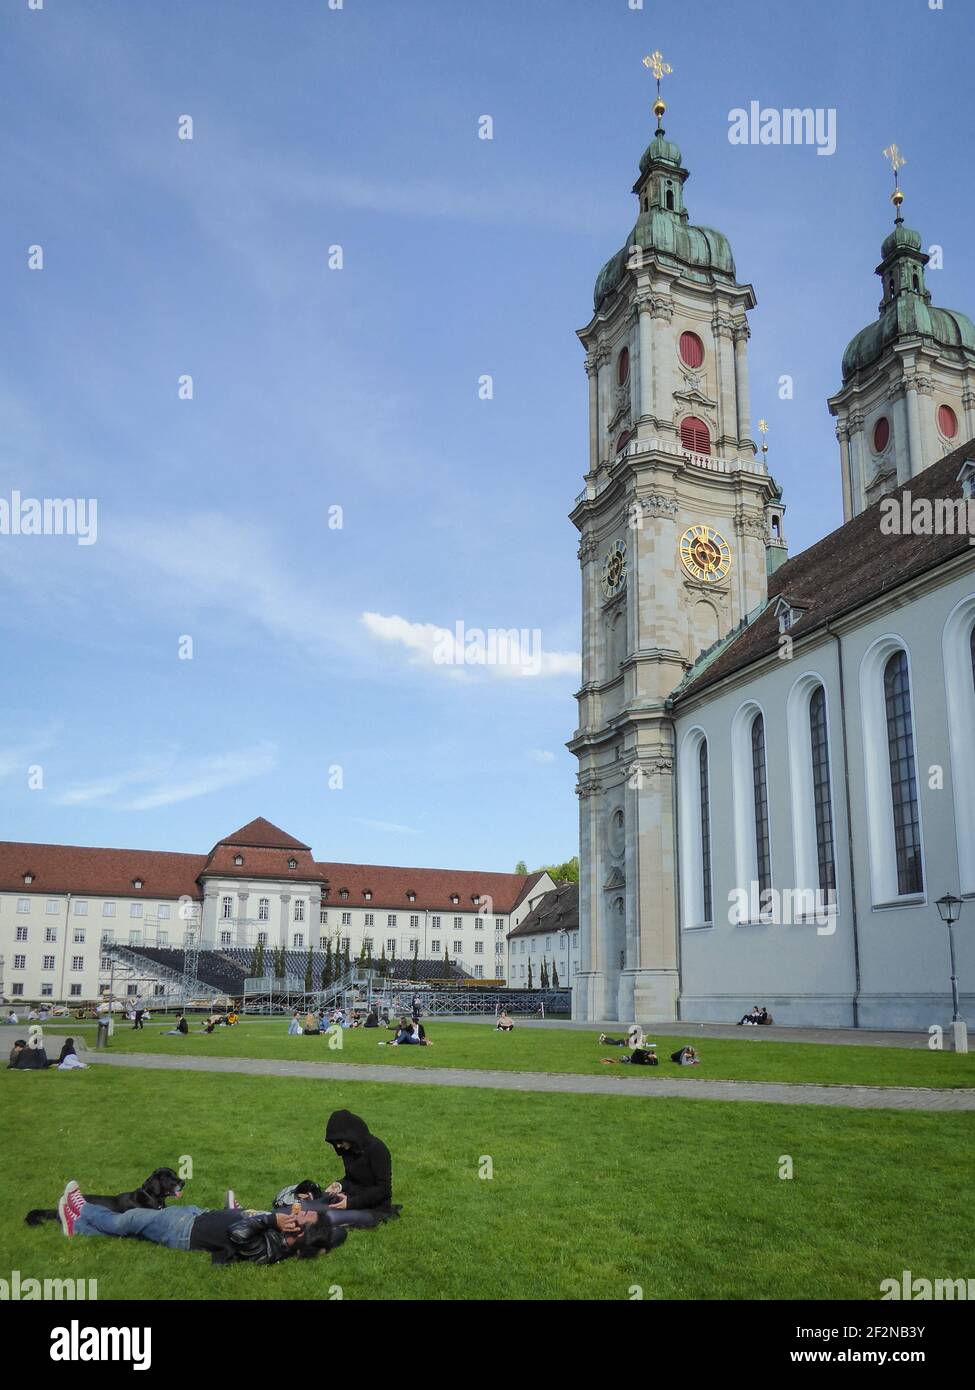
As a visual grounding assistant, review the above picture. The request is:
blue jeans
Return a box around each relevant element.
[76,1203,202,1250]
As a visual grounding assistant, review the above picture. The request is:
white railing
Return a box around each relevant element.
[575,439,766,504]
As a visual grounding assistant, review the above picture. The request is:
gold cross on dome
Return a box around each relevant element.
[758,419,769,436]
[883,143,907,173]
[643,50,672,84]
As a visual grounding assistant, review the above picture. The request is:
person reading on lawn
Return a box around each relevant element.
[323,1110,399,1220]
[55,1181,345,1263]
[496,1011,514,1032]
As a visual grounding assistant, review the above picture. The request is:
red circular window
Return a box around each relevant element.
[679,332,705,368]
[938,404,958,439]
[680,416,711,456]
[616,348,630,385]
[872,417,890,453]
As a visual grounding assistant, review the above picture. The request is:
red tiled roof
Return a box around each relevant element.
[203,844,327,883]
[315,862,542,915]
[214,818,311,851]
[0,842,206,900]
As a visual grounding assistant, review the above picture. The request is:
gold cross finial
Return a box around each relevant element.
[883,143,907,219]
[758,419,769,454]
[758,419,769,435]
[643,50,672,84]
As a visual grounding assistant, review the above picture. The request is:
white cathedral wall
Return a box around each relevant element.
[675,560,975,1030]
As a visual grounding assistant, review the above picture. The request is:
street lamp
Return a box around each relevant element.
[935,894,965,1041]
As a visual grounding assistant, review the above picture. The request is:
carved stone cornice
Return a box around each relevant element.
[577,535,598,562]
[594,344,612,368]
[847,410,866,433]
[650,296,674,323]
[629,756,674,780]
[834,422,850,443]
[887,380,906,401]
[732,321,751,345]
[905,372,934,396]
[635,292,655,316]
[733,507,766,539]
[711,312,736,339]
[576,778,603,799]
[584,352,598,377]
[962,389,975,409]
[639,494,679,520]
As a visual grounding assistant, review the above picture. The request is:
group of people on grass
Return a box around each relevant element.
[597,1027,701,1067]
[7,1036,88,1071]
[51,1109,397,1267]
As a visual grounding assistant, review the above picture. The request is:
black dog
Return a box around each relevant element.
[25,1166,184,1226]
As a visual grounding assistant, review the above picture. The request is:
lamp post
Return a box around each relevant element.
[935,893,966,1052]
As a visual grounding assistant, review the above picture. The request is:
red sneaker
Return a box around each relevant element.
[58,1181,85,1237]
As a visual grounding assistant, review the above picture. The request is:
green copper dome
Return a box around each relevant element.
[841,222,975,382]
[639,135,682,174]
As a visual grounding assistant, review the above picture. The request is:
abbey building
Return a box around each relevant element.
[569,99,975,1029]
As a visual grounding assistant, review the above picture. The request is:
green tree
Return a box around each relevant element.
[249,940,265,978]
[527,960,534,990]
[443,946,451,977]
[540,957,549,990]
[343,940,351,972]
[551,960,560,989]
[321,939,332,990]
[273,946,285,979]
[379,945,388,979]
[357,939,368,969]
[514,859,529,875]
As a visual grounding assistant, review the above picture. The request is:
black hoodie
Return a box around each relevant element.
[324,1110,393,1211]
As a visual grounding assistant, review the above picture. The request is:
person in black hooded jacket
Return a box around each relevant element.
[323,1110,398,1218]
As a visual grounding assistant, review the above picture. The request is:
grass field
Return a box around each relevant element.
[4,1065,973,1301]
[42,1017,975,1089]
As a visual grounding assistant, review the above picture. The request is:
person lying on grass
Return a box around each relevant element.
[600,1045,658,1066]
[55,1181,346,1264]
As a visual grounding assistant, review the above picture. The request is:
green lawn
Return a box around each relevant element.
[4,1066,972,1300]
[45,1017,975,1089]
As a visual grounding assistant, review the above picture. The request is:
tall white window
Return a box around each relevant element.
[259,899,270,921]
[157,904,171,920]
[129,903,143,918]
[222,897,233,920]
[387,914,397,927]
[293,933,303,948]
[16,926,27,941]
[46,899,60,915]
[342,912,351,926]
[43,955,56,970]
[221,931,233,946]
[732,702,772,917]
[45,927,57,942]
[453,939,462,954]
[73,900,88,916]
[294,900,305,922]
[943,596,975,896]
[787,675,837,906]
[678,727,713,928]
[860,637,925,904]
[102,902,116,917]
[71,956,84,971]
[431,916,441,929]
[17,899,30,914]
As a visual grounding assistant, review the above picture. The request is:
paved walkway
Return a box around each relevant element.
[86,1051,975,1112]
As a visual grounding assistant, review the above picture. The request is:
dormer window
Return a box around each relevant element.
[23,873,34,885]
[339,889,349,900]
[957,460,975,500]
[364,890,372,901]
[287,859,297,870]
[407,891,416,903]
[233,854,244,866]
[774,596,806,633]
[132,879,143,890]
[450,894,459,905]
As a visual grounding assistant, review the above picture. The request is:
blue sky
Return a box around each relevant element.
[1,0,972,869]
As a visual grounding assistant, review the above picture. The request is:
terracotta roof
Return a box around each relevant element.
[675,438,975,702]
[214,818,311,851]
[0,842,206,900]
[508,882,579,940]
[202,844,327,884]
[315,862,541,915]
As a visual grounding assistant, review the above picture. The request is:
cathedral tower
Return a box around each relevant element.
[568,59,781,1023]
[828,148,975,519]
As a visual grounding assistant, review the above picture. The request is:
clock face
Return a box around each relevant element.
[679,525,732,584]
[601,539,627,598]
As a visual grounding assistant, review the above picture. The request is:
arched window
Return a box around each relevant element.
[809,687,836,893]
[937,404,958,439]
[912,273,920,292]
[751,714,772,898]
[680,415,711,455]
[616,347,630,385]
[678,729,713,928]
[699,741,713,923]
[666,188,675,210]
[884,650,923,895]
[615,430,631,455]
[873,417,890,453]
[679,332,705,368]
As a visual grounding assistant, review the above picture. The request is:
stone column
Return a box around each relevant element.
[573,777,603,1021]
[963,386,975,443]
[835,422,852,521]
[577,534,599,691]
[278,893,291,956]
[905,376,923,479]
[712,311,737,454]
[595,345,612,467]
[891,383,911,489]
[585,353,599,471]
[651,297,675,441]
[637,295,654,427]
[733,323,753,456]
[236,891,249,948]
[848,411,866,513]
[626,752,680,1023]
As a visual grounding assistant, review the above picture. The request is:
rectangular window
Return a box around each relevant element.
[41,982,53,997]
[101,957,112,971]
[453,916,462,929]
[102,902,116,918]
[72,956,84,971]
[220,931,232,946]
[257,931,268,946]
[409,938,418,953]
[17,899,30,914]
[74,900,89,917]
[342,912,351,926]
[474,918,483,929]
[364,912,374,927]
[474,965,484,979]
[157,904,171,920]
[46,899,60,915]
[45,927,57,942]
[69,984,81,997]
[363,938,374,952]
[222,897,233,920]
[293,933,304,949]
[12,983,23,996]
[259,899,270,921]
[751,714,772,900]
[294,900,305,923]
[43,955,56,970]
[387,914,397,927]
[410,914,419,929]
[320,908,328,925]
[15,926,27,942]
[885,651,923,895]
[699,740,713,924]
[101,930,114,944]
[474,941,484,954]
[495,942,504,956]
[431,915,441,929]
[154,984,165,996]
[809,686,837,894]
[453,940,462,954]
[158,931,168,945]
[73,929,86,944]
[341,937,350,954]
[127,984,139,996]
[129,902,143,918]
[431,939,440,954]
[387,938,396,954]
[495,917,504,930]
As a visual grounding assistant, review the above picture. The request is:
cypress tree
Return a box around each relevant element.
[304,946,314,991]
[379,945,388,979]
[551,960,560,989]
[527,960,534,990]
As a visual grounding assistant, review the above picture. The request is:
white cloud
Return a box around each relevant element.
[360,612,580,681]
[356,818,420,837]
[56,742,277,811]
[527,749,556,764]
[0,725,60,780]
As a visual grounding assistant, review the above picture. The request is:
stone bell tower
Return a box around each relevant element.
[568,57,781,1024]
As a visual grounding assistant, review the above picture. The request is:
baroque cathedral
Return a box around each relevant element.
[569,78,975,1030]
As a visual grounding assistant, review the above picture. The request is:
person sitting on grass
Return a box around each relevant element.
[288,1010,302,1036]
[496,1011,514,1032]
[51,1038,88,1070]
[389,1018,431,1046]
[164,1014,189,1036]
[7,1039,50,1070]
[737,1006,762,1026]
[364,1009,379,1028]
[55,1181,345,1264]
[671,1045,700,1066]
[322,1110,400,1222]
[303,1011,320,1035]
